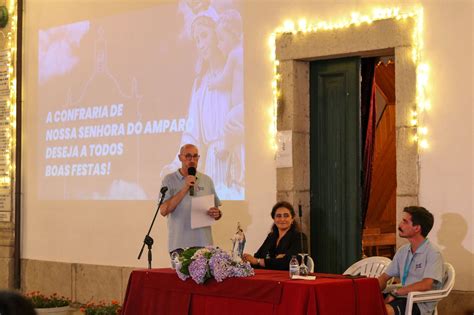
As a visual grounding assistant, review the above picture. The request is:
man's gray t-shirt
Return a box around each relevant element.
[385,239,444,315]
[162,170,221,252]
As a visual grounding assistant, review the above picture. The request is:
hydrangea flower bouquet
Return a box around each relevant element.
[174,246,254,284]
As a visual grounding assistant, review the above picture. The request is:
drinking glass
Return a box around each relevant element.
[298,253,309,276]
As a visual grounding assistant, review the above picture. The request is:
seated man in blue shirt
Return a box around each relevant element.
[378,206,444,315]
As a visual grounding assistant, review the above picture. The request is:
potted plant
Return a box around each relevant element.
[80,300,121,315]
[25,291,71,314]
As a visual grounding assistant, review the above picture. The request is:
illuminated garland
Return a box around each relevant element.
[269,7,429,151]
[0,0,17,187]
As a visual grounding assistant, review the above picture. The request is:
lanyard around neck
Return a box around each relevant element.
[402,238,428,286]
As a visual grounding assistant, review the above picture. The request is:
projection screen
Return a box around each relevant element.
[37,1,245,201]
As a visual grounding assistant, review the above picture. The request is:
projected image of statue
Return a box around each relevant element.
[209,10,244,198]
[162,2,244,200]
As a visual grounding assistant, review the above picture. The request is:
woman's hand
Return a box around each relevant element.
[242,253,256,264]
[243,253,264,267]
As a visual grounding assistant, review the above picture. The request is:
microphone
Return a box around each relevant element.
[160,186,168,195]
[188,167,196,196]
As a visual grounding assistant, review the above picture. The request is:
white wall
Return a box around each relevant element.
[22,0,473,290]
[417,1,474,290]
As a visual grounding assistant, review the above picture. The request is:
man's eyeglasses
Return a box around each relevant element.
[275,213,291,218]
[183,154,200,161]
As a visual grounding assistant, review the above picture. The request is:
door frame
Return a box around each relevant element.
[274,17,419,266]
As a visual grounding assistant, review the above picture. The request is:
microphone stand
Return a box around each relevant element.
[298,204,305,253]
[137,187,168,269]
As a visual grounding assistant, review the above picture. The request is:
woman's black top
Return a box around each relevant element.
[254,224,307,270]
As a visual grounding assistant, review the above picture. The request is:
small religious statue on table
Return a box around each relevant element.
[231,222,246,261]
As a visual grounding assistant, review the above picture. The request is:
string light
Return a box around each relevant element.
[269,6,430,152]
[0,0,17,189]
[419,127,428,135]
[419,139,429,149]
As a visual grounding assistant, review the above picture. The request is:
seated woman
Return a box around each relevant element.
[243,201,307,270]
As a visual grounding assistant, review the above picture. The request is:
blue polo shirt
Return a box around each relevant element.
[161,170,221,252]
[385,239,444,315]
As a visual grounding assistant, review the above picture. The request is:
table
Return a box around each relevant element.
[122,268,387,315]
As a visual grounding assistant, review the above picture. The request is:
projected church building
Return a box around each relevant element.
[0,1,473,314]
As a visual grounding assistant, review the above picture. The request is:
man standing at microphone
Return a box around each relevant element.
[160,144,222,254]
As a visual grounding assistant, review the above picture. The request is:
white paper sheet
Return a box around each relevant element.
[291,275,316,280]
[191,194,215,229]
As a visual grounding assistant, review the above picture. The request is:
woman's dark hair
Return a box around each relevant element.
[271,201,295,219]
[270,201,299,233]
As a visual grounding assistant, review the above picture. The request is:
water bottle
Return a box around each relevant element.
[289,255,300,278]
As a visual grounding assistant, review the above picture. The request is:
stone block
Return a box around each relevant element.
[0,258,13,289]
[396,195,419,213]
[292,61,310,133]
[395,101,417,129]
[276,190,293,205]
[0,222,14,229]
[276,18,415,61]
[275,131,309,192]
[0,238,13,246]
[276,167,294,191]
[278,61,310,133]
[396,127,419,195]
[0,227,14,246]
[395,46,417,125]
[74,263,122,304]
[21,259,73,299]
[277,60,295,131]
[292,132,310,191]
[0,245,13,258]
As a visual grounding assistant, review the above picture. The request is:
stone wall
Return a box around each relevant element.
[0,223,14,288]
[21,259,133,304]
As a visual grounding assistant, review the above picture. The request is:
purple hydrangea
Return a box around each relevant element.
[209,250,232,282]
[230,261,255,278]
[189,256,210,284]
[176,247,254,284]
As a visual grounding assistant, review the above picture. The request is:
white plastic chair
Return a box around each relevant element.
[343,256,391,278]
[404,262,455,315]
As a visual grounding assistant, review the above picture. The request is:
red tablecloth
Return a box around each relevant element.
[122,268,387,315]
